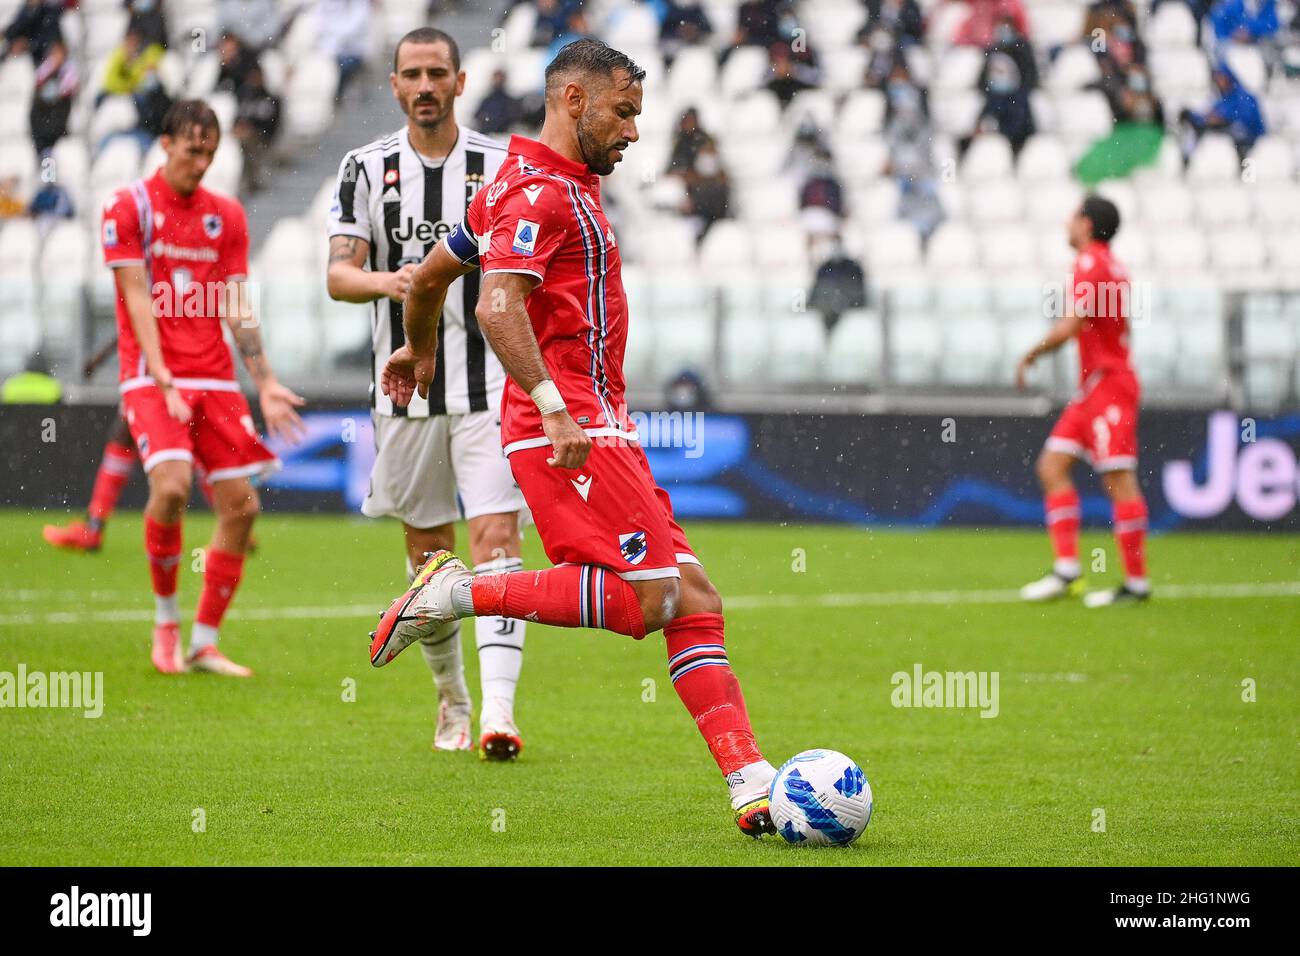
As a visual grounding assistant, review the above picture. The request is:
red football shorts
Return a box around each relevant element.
[122,384,279,482]
[1046,369,1140,472]
[508,438,699,581]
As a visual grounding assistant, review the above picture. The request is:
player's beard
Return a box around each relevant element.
[409,95,450,130]
[577,112,620,176]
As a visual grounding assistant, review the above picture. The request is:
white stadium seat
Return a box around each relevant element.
[967,179,1024,225]
[940,313,1003,384]
[1138,181,1194,226]
[852,180,901,224]
[825,309,884,385]
[1148,2,1198,47]
[1253,184,1300,229]
[1224,42,1268,94]
[725,91,782,139]
[982,224,1038,273]
[1017,135,1070,182]
[863,221,922,271]
[1245,137,1296,184]
[1026,181,1083,227]
[1187,134,1242,183]
[890,312,942,384]
[961,134,1015,182]
[1149,228,1209,276]
[1054,91,1113,142]
[925,222,979,271]
[839,89,886,138]
[935,46,984,91]
[1047,44,1101,93]
[719,46,770,99]
[720,314,772,381]
[769,313,828,383]
[1027,4,1084,49]
[1194,183,1252,228]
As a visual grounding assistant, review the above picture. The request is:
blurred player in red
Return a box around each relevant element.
[372,39,779,838]
[1016,196,1150,607]
[102,99,305,675]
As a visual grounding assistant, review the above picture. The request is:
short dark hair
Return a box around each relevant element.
[161,99,220,140]
[544,38,645,95]
[1080,195,1120,242]
[394,27,461,73]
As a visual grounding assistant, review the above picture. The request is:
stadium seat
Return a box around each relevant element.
[784,89,838,134]
[967,180,1024,225]
[89,96,139,145]
[935,45,984,91]
[1149,47,1212,101]
[934,281,992,316]
[982,224,1039,273]
[753,222,808,269]
[90,136,142,197]
[889,311,942,385]
[0,217,38,274]
[666,46,717,110]
[830,137,888,186]
[825,308,884,385]
[925,222,979,272]
[1194,183,1252,228]
[654,311,717,383]
[769,312,828,383]
[1026,181,1083,227]
[1130,316,1178,385]
[932,89,983,137]
[1138,181,1194,226]
[1148,1,1198,47]
[862,221,922,271]
[605,3,661,52]
[961,134,1014,182]
[1037,227,1075,273]
[719,46,770,99]
[632,218,697,269]
[1224,42,1267,94]
[927,1,970,48]
[1254,185,1300,230]
[839,88,886,138]
[1093,180,1138,231]
[939,313,1003,384]
[1265,232,1300,284]
[1110,228,1150,270]
[49,137,90,213]
[1245,137,1296,184]
[1047,43,1101,94]
[1149,228,1209,276]
[0,52,35,112]
[852,179,901,224]
[498,0,536,51]
[1027,4,1084,49]
[803,0,867,50]
[1054,91,1113,143]
[185,53,221,98]
[822,46,867,93]
[1017,135,1070,182]
[725,90,782,139]
[1187,134,1241,183]
[699,221,754,270]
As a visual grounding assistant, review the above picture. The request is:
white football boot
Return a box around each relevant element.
[478,696,523,761]
[433,697,473,751]
[370,550,473,667]
[729,760,779,838]
[1019,570,1084,602]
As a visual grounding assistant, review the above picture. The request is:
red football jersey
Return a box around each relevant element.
[1072,240,1133,383]
[464,135,632,453]
[101,168,250,386]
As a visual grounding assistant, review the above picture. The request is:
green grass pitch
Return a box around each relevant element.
[0,509,1296,866]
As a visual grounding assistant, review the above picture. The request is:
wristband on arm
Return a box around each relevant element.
[530,380,566,415]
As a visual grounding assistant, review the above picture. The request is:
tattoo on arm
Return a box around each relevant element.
[329,235,364,265]
[234,323,271,385]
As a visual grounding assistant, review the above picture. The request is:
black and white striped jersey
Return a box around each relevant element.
[328,126,507,417]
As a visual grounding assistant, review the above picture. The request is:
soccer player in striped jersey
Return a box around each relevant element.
[326,28,529,758]
[373,39,780,838]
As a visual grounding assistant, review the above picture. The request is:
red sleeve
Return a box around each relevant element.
[480,178,570,283]
[221,199,250,281]
[467,185,486,237]
[101,189,143,268]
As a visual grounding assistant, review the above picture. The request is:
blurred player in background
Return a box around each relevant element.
[374,39,780,837]
[1016,196,1150,607]
[41,338,257,554]
[102,99,305,676]
[325,28,529,757]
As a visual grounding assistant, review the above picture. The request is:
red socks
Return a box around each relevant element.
[1044,488,1081,572]
[664,613,763,776]
[471,564,646,639]
[1113,497,1148,582]
[196,548,245,630]
[88,440,136,528]
[144,516,181,601]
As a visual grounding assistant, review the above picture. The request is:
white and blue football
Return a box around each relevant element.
[769,749,872,846]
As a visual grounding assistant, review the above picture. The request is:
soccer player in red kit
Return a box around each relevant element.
[102,99,305,675]
[1016,196,1150,607]
[372,39,780,837]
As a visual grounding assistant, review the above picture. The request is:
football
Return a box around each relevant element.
[769,750,873,847]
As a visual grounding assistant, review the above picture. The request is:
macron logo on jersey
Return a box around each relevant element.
[522,184,544,205]
[512,220,539,256]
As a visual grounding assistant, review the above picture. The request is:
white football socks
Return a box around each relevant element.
[189,622,218,653]
[419,621,471,705]
[154,594,179,626]
[1054,559,1081,579]
[473,556,526,726]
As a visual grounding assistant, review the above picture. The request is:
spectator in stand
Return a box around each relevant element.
[725,0,782,59]
[659,0,713,65]
[546,8,590,60]
[126,0,169,49]
[218,0,282,52]
[667,107,716,175]
[29,178,73,239]
[787,115,832,177]
[1180,62,1266,160]
[682,140,731,241]
[859,0,925,47]
[799,144,845,241]
[1091,59,1164,125]
[954,0,1029,48]
[971,38,1036,154]
[1086,1,1145,71]
[475,69,525,135]
[100,25,163,102]
[884,64,944,240]
[986,14,1037,90]
[316,0,370,103]
[30,38,76,154]
[861,25,904,89]
[808,236,868,332]
[3,0,63,62]
[767,42,816,106]
[1209,0,1279,44]
[215,32,259,93]
[530,0,574,47]
[234,64,281,193]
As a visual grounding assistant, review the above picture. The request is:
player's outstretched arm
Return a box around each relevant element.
[116,264,191,423]
[326,235,414,304]
[223,281,307,443]
[476,272,591,470]
[382,241,476,407]
[1016,309,1086,390]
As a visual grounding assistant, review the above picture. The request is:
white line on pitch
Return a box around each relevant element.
[0,581,1297,627]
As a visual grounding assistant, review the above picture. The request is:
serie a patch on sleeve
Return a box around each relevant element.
[512,219,539,256]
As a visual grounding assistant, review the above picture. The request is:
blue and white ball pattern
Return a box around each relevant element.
[769,749,872,846]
